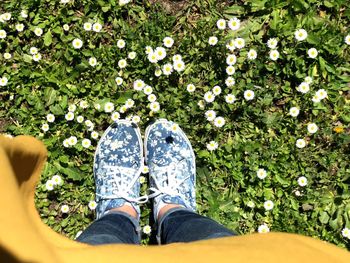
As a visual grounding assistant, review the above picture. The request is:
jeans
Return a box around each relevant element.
[77,207,236,245]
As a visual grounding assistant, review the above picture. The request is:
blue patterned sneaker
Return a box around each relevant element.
[144,119,196,221]
[94,119,147,220]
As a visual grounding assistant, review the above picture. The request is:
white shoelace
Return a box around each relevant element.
[96,163,149,204]
[147,159,192,208]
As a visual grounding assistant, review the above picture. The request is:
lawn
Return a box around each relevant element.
[1,0,350,248]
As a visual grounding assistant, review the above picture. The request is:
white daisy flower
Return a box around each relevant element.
[226,66,235,75]
[104,102,115,113]
[216,19,226,30]
[295,29,308,41]
[155,47,167,60]
[125,99,135,108]
[228,17,240,31]
[163,36,174,48]
[264,200,274,210]
[16,23,25,32]
[134,79,145,91]
[312,94,321,103]
[204,91,215,103]
[128,51,136,60]
[257,168,267,179]
[0,76,8,86]
[155,68,162,77]
[91,131,99,139]
[21,10,28,18]
[2,13,11,21]
[63,139,70,148]
[316,89,327,100]
[298,82,310,93]
[94,103,101,110]
[61,0,70,3]
[225,76,235,87]
[226,39,236,51]
[45,180,55,191]
[143,225,152,235]
[52,175,62,185]
[143,85,153,95]
[289,107,300,117]
[89,57,97,66]
[34,27,43,36]
[82,138,91,148]
[41,123,49,132]
[139,176,146,184]
[198,100,205,110]
[226,54,237,65]
[225,94,236,104]
[308,48,318,59]
[68,104,76,112]
[207,141,218,151]
[307,123,318,134]
[142,165,149,174]
[341,228,350,238]
[173,60,185,72]
[150,101,160,112]
[30,47,38,55]
[0,30,7,39]
[46,114,55,123]
[61,205,69,213]
[304,76,313,84]
[162,63,173,75]
[297,176,308,187]
[115,77,123,85]
[208,36,218,46]
[147,51,158,63]
[267,38,278,49]
[234,38,245,49]
[145,46,153,54]
[269,50,280,61]
[72,38,83,49]
[111,112,120,121]
[4,53,12,59]
[65,112,74,121]
[345,35,350,45]
[258,224,270,233]
[92,22,102,32]
[32,53,42,62]
[83,22,92,31]
[187,84,196,93]
[132,115,140,123]
[172,54,183,62]
[212,85,221,95]
[88,200,97,210]
[247,49,257,60]
[247,201,255,208]
[296,138,306,148]
[148,94,157,102]
[118,59,127,69]
[214,116,225,128]
[76,116,84,123]
[68,136,78,146]
[63,24,70,31]
[119,0,131,5]
[205,110,216,121]
[80,100,89,108]
[244,90,255,101]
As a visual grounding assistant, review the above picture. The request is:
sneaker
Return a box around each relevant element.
[94,120,147,220]
[144,119,196,221]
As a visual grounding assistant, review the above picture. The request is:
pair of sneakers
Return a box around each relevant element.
[94,119,196,223]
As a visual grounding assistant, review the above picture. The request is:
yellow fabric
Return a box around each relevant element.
[0,135,349,263]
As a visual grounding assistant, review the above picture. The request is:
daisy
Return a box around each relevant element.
[41,123,49,132]
[155,68,162,77]
[316,89,327,100]
[65,112,74,121]
[119,0,131,5]
[217,19,226,30]
[228,17,240,31]
[289,107,300,117]
[295,29,308,41]
[304,76,313,84]
[0,30,7,39]
[83,22,92,31]
[150,101,160,112]
[155,47,167,60]
[72,38,83,49]
[34,27,43,36]
[0,76,8,86]
[214,116,225,127]
[69,104,77,112]
[143,225,152,235]
[257,168,267,179]
[92,22,102,32]
[267,38,278,49]
[46,114,55,123]
[128,51,136,60]
[132,115,140,123]
[32,53,42,62]
[80,101,89,108]
[89,57,97,66]
[308,48,318,58]
[264,200,274,210]
[247,49,257,60]
[147,51,158,63]
[187,84,196,93]
[208,36,218,46]
[63,139,70,148]
[205,110,216,121]
[145,46,153,54]
[88,201,97,210]
[125,99,135,108]
[341,228,350,238]
[21,10,28,18]
[2,13,11,21]
[139,176,146,183]
[111,112,120,121]
[52,175,62,185]
[91,131,99,139]
[197,100,205,109]
[312,94,321,103]
[117,39,126,49]
[297,176,308,187]
[82,138,91,148]
[212,85,222,95]
[61,205,69,213]
[226,66,235,75]
[162,63,173,75]
[173,60,185,72]
[225,76,235,87]
[4,53,11,59]
[226,39,236,51]
[163,36,174,48]
[269,50,280,61]
[234,38,245,49]
[345,35,350,45]
[172,54,183,62]
[244,90,255,101]
[134,79,145,91]
[142,166,149,174]
[298,82,310,93]
[258,224,270,233]
[296,138,306,148]
[104,102,114,113]
[226,54,237,65]
[148,94,157,102]
[68,136,78,146]
[16,23,25,32]
[85,120,93,127]
[207,141,218,151]
[307,123,318,134]
[204,91,215,103]
[225,94,236,104]
[30,47,38,55]
[143,85,153,95]
[118,59,127,68]
[63,24,70,31]
[45,180,54,191]
[115,77,123,86]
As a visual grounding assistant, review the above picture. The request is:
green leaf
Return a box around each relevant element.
[44,29,53,46]
[319,211,330,224]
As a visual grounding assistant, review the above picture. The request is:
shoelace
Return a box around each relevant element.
[147,158,192,208]
[96,163,149,204]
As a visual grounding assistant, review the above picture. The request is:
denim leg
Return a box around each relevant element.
[157,207,236,244]
[76,211,141,245]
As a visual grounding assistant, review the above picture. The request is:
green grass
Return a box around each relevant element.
[1,0,350,248]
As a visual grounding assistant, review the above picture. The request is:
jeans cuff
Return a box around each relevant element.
[103,210,141,242]
[156,207,196,245]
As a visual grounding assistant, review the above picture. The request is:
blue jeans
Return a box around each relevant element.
[77,207,235,245]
